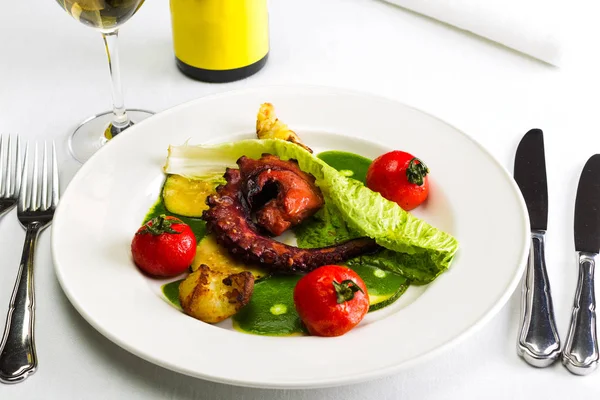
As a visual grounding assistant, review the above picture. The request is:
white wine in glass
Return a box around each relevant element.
[56,0,153,163]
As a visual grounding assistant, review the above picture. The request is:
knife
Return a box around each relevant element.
[514,128,561,367]
[562,154,600,375]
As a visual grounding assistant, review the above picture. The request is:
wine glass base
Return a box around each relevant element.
[68,109,154,163]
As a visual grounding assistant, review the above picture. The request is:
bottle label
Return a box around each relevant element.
[170,0,269,71]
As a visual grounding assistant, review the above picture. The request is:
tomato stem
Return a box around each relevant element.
[406,158,429,186]
[139,215,182,236]
[332,279,364,304]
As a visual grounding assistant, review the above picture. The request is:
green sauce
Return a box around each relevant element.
[351,263,407,298]
[233,275,307,336]
[317,151,372,184]
[349,263,409,311]
[162,279,184,309]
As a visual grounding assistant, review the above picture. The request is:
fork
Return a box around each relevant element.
[0,142,59,384]
[0,135,23,219]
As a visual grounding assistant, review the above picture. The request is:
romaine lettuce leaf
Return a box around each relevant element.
[295,198,449,284]
[164,139,459,280]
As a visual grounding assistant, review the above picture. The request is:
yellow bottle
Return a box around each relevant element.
[170,0,269,83]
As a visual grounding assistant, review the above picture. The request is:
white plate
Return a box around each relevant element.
[51,85,529,389]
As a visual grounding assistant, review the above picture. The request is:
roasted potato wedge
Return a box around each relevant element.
[179,264,255,323]
[256,103,312,153]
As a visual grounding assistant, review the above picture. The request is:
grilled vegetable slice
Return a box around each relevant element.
[256,103,312,152]
[162,174,219,217]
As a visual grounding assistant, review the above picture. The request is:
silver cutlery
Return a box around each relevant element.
[562,154,600,375]
[514,129,561,367]
[0,142,59,384]
[0,135,23,219]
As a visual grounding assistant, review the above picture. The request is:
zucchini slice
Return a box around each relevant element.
[162,174,218,217]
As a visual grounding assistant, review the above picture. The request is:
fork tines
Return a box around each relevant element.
[0,135,22,200]
[18,141,59,213]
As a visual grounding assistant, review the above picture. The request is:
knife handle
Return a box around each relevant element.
[562,252,599,375]
[517,231,561,367]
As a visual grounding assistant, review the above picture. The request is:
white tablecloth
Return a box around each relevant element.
[1,0,599,399]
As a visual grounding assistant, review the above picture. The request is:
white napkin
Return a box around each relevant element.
[381,0,562,66]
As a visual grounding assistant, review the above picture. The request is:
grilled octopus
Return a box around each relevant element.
[202,155,379,273]
[238,154,324,236]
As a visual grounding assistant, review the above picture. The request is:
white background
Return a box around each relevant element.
[1,0,599,398]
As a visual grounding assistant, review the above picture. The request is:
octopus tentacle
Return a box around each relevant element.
[202,165,379,273]
[238,154,324,236]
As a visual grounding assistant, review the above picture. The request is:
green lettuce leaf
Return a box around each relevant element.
[164,139,459,280]
[295,198,449,284]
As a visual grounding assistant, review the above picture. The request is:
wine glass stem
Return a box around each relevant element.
[102,30,131,132]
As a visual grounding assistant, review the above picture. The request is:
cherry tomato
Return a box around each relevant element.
[293,265,369,337]
[131,215,197,277]
[366,150,429,211]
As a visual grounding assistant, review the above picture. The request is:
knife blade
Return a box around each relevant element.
[514,128,548,230]
[562,154,600,375]
[514,128,561,367]
[574,155,600,254]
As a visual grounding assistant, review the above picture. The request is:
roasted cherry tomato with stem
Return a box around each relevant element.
[366,150,429,211]
[293,265,369,337]
[131,215,197,277]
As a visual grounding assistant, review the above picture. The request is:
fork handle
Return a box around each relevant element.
[0,223,42,383]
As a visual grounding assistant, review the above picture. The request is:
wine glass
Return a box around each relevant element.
[55,0,154,163]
